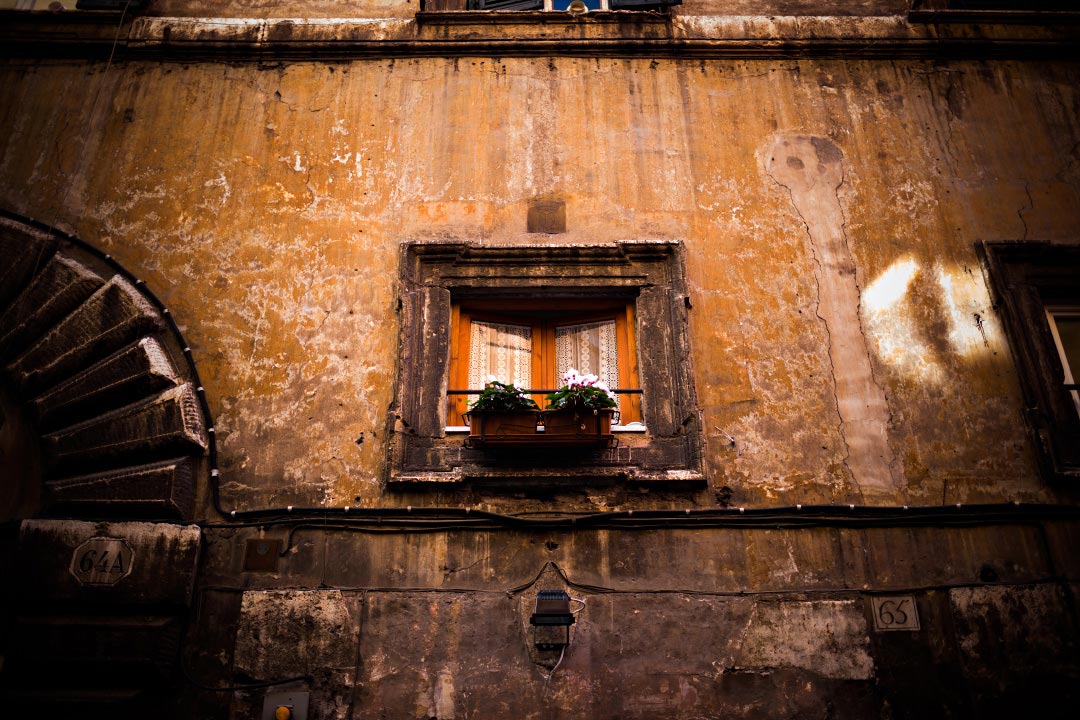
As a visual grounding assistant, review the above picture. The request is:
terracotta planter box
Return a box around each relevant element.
[464,410,541,441]
[540,408,615,438]
[464,409,615,449]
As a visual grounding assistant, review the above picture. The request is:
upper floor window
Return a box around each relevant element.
[391,241,704,487]
[1046,309,1080,418]
[448,299,641,426]
[437,0,680,11]
[470,0,678,8]
[981,242,1080,481]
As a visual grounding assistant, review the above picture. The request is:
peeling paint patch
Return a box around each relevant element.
[234,589,356,680]
[764,134,900,495]
[735,600,874,680]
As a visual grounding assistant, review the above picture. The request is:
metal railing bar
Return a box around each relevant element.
[447,388,642,394]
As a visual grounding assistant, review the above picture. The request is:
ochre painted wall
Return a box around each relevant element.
[6,56,1079,511]
[3,7,1080,717]
[2,57,1078,511]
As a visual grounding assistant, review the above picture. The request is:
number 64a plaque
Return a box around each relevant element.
[870,595,921,632]
[70,537,135,586]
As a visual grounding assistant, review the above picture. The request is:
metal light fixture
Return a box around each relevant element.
[530,590,576,650]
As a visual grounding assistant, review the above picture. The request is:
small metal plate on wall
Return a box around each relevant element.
[243,538,283,572]
[527,199,566,233]
[870,595,920,632]
[261,691,308,720]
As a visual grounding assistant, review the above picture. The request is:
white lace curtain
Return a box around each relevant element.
[555,320,619,390]
[467,318,619,393]
[468,321,532,394]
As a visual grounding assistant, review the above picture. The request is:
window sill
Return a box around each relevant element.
[415,10,673,26]
[446,423,646,433]
[389,467,705,487]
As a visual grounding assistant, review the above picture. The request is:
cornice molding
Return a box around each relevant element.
[1,12,1078,60]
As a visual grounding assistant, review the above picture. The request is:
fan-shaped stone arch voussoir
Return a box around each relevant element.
[0,214,209,522]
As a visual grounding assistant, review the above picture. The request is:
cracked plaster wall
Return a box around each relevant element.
[4,47,1080,718]
[1,57,1079,513]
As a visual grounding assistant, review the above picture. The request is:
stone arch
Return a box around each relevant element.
[0,212,210,522]
[0,212,211,716]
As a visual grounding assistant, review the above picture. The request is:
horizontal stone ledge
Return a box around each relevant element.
[1,13,1078,59]
[388,466,706,486]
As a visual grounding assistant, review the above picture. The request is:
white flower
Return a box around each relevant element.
[486,374,500,385]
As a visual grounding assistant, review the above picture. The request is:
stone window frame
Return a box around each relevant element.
[388,241,705,487]
[980,242,1080,481]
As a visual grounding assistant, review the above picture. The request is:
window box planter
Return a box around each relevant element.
[464,409,615,449]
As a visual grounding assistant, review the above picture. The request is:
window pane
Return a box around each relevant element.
[468,321,532,402]
[1049,311,1080,418]
[555,320,619,390]
[552,0,602,8]
[1053,315,1080,380]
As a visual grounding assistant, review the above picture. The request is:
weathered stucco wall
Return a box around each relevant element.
[3,55,1077,511]
[3,8,1080,718]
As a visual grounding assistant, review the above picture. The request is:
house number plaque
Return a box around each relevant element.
[70,537,135,586]
[870,595,920,631]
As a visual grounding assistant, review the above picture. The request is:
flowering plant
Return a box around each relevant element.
[468,376,540,412]
[545,369,618,411]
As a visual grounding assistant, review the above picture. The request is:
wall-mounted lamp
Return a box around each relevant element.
[530,590,576,650]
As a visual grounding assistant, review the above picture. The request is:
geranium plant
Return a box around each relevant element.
[468,376,540,413]
[545,369,618,411]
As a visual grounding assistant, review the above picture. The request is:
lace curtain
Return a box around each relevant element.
[555,320,619,390]
[468,321,532,401]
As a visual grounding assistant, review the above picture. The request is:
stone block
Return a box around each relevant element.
[0,219,57,312]
[31,336,180,430]
[0,254,103,365]
[733,599,875,680]
[44,456,197,520]
[8,275,164,395]
[44,383,206,473]
[233,589,357,680]
[17,519,201,609]
[9,614,182,682]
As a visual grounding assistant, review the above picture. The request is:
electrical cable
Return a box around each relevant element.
[180,658,312,693]
[546,645,567,685]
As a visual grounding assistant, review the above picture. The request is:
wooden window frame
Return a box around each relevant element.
[448,299,641,426]
[1045,308,1080,419]
[390,241,704,488]
[980,242,1080,481]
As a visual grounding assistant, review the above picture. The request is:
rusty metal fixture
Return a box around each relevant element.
[530,590,576,650]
